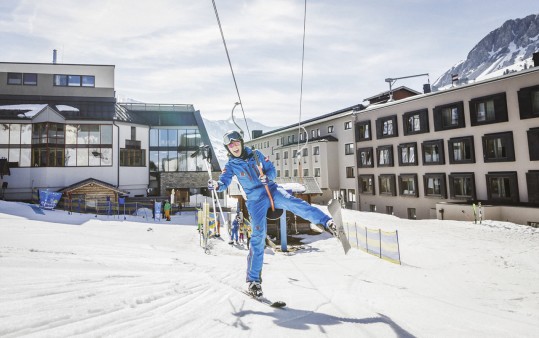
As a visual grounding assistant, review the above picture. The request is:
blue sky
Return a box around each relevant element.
[1,0,537,126]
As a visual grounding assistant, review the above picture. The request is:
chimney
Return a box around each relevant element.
[52,49,57,64]
[533,52,539,67]
[423,83,431,94]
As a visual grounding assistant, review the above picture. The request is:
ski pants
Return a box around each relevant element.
[246,186,331,283]
[231,226,239,242]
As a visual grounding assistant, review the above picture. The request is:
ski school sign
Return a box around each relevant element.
[39,190,62,210]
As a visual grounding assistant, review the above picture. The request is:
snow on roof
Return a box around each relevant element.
[0,104,79,118]
[278,182,306,193]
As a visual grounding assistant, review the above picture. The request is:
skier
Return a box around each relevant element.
[208,130,337,297]
[230,215,240,245]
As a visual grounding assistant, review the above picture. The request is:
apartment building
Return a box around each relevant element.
[0,61,219,204]
[248,67,539,225]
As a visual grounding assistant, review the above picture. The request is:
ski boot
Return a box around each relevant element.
[248,281,263,297]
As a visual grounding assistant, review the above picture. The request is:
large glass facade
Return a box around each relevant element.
[0,123,113,167]
[149,128,204,172]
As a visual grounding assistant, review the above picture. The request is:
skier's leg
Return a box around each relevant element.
[273,186,331,226]
[246,198,270,283]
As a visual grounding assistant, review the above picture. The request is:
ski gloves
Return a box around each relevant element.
[207,179,219,191]
[259,174,268,185]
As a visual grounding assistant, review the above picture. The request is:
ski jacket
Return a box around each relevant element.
[217,147,277,200]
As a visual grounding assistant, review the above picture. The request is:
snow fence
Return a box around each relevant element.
[345,223,401,264]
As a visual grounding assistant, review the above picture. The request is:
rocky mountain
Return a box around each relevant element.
[433,13,539,89]
[201,117,278,167]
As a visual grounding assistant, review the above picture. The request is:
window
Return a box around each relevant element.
[346,166,355,178]
[378,174,396,196]
[359,175,375,194]
[486,171,519,203]
[7,73,22,85]
[303,168,309,177]
[449,172,476,200]
[526,171,539,204]
[433,101,465,131]
[376,115,398,139]
[345,143,354,155]
[311,130,316,138]
[527,128,539,161]
[469,93,508,126]
[398,142,418,166]
[376,145,394,167]
[313,146,319,155]
[357,147,374,168]
[482,131,515,162]
[344,121,352,130]
[54,74,95,87]
[448,136,475,164]
[314,168,321,177]
[517,84,539,119]
[285,170,289,177]
[423,173,447,198]
[399,174,418,197]
[422,139,445,165]
[355,120,371,142]
[403,109,429,135]
[276,170,281,177]
[386,206,394,215]
[348,189,356,203]
[369,205,377,212]
[328,125,334,133]
[23,73,37,85]
[293,169,298,177]
[120,149,146,166]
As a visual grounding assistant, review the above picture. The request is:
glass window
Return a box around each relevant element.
[159,129,168,147]
[21,124,32,144]
[357,147,373,168]
[89,148,102,166]
[101,125,113,144]
[344,121,352,130]
[346,166,354,178]
[150,129,159,147]
[399,174,418,197]
[356,121,371,141]
[486,172,519,203]
[422,140,444,165]
[482,131,515,162]
[65,148,77,166]
[0,124,9,143]
[448,136,475,164]
[424,173,446,198]
[314,168,321,177]
[7,73,22,85]
[359,175,374,194]
[66,125,78,144]
[82,75,95,87]
[434,102,465,131]
[399,142,417,166]
[9,124,21,144]
[379,174,396,196]
[68,75,81,86]
[78,125,90,144]
[449,173,476,200]
[150,151,159,172]
[345,143,354,155]
[23,73,37,85]
[54,75,68,86]
[20,149,31,167]
[77,148,89,166]
[168,130,178,147]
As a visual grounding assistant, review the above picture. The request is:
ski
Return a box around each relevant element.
[241,290,286,309]
[327,199,352,254]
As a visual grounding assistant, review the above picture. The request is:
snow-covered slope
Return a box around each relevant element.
[0,200,538,337]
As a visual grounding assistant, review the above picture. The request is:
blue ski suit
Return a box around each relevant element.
[217,147,331,283]
[231,218,239,242]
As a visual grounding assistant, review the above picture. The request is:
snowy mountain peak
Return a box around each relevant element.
[433,13,539,89]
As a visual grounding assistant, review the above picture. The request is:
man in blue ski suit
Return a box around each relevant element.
[208,130,336,297]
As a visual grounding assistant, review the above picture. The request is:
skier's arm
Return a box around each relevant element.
[257,150,276,181]
[216,162,234,192]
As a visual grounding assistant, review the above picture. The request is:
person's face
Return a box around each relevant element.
[227,140,242,157]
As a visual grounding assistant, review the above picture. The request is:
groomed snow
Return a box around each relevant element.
[0,200,537,337]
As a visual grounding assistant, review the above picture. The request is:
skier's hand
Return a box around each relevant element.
[208,179,218,191]
[259,174,268,185]
[326,220,338,237]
